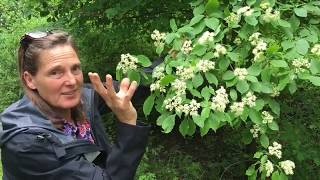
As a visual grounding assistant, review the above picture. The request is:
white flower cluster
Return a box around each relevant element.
[260,2,271,10]
[150,80,166,93]
[237,6,254,17]
[225,12,240,26]
[271,86,280,97]
[181,40,193,54]
[234,37,242,45]
[265,160,274,177]
[268,141,282,159]
[171,79,187,96]
[213,44,227,58]
[152,66,165,79]
[242,92,257,107]
[198,31,215,45]
[234,68,248,80]
[117,53,138,73]
[279,160,295,175]
[311,44,320,56]
[150,66,166,93]
[164,96,200,116]
[262,111,274,124]
[211,86,229,112]
[196,59,215,73]
[230,102,245,116]
[176,66,194,80]
[151,29,166,47]
[250,124,261,138]
[164,96,182,111]
[292,58,311,73]
[249,32,267,61]
[262,8,280,23]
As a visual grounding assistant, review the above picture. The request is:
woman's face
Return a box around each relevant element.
[24,45,83,111]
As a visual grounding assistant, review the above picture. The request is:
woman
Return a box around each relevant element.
[0,30,150,180]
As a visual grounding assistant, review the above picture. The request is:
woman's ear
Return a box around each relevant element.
[23,71,37,90]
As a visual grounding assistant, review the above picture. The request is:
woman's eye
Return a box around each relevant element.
[72,66,82,75]
[50,70,63,78]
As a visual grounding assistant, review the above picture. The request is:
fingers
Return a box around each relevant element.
[88,72,107,95]
[105,74,116,97]
[126,80,137,101]
[119,78,137,101]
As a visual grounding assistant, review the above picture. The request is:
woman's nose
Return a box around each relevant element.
[64,71,76,85]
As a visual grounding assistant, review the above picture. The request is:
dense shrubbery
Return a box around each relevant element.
[0,0,319,179]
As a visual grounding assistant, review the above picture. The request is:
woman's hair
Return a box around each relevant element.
[18,30,84,127]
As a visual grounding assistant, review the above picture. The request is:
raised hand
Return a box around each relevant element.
[88,72,137,125]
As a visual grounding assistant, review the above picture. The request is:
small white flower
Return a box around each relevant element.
[181,40,193,54]
[176,66,194,80]
[262,111,274,124]
[249,32,261,46]
[234,68,248,80]
[117,53,138,73]
[262,8,280,22]
[214,44,227,57]
[171,79,187,96]
[250,124,260,138]
[237,6,251,15]
[242,92,256,107]
[244,9,254,16]
[150,80,166,93]
[151,29,166,48]
[189,99,201,116]
[152,66,165,79]
[196,59,215,72]
[268,141,282,159]
[198,31,215,44]
[311,44,320,56]
[230,102,245,116]
[260,2,271,10]
[234,37,242,45]
[265,160,274,177]
[225,13,241,26]
[292,58,310,73]
[279,160,295,175]
[211,86,229,112]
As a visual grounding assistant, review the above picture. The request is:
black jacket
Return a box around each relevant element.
[0,84,150,180]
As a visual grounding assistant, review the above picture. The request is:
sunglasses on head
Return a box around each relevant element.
[20,31,53,47]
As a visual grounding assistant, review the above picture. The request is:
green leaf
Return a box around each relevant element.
[170,19,177,31]
[310,59,320,74]
[270,60,288,68]
[201,107,211,119]
[268,121,279,131]
[245,16,258,26]
[222,70,235,80]
[201,87,212,100]
[204,17,220,31]
[227,52,239,62]
[277,19,291,28]
[165,33,176,44]
[246,0,256,6]
[246,165,255,176]
[295,39,310,55]
[178,26,194,34]
[236,80,249,94]
[193,4,205,15]
[260,134,269,148]
[205,0,219,15]
[190,15,205,26]
[162,114,176,133]
[192,73,204,88]
[160,74,175,86]
[128,70,141,84]
[179,118,190,136]
[308,76,320,86]
[192,44,207,56]
[254,152,263,159]
[230,89,238,101]
[143,94,155,116]
[281,40,294,51]
[209,113,221,131]
[268,99,280,115]
[242,129,253,144]
[205,72,218,85]
[251,82,262,93]
[137,55,152,67]
[254,99,265,111]
[249,109,262,124]
[156,45,164,55]
[260,82,273,94]
[248,64,261,76]
[189,88,202,98]
[246,75,258,82]
[288,81,297,94]
[294,7,308,17]
[156,113,169,126]
[271,171,280,180]
[193,115,204,128]
[219,58,230,71]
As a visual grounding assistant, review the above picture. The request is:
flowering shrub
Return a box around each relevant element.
[116,0,320,178]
